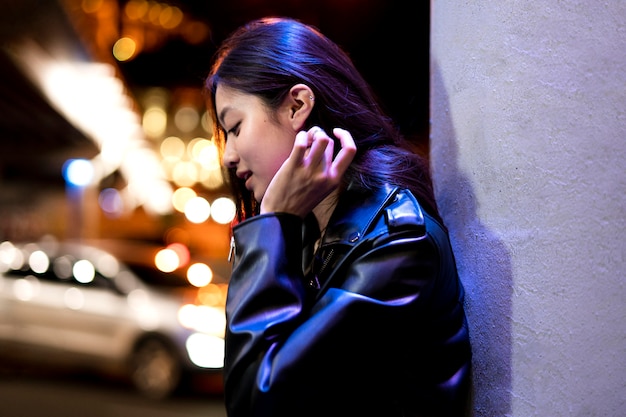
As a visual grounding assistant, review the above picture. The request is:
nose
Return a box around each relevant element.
[222,138,239,169]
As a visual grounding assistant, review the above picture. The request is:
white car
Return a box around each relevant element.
[0,237,229,399]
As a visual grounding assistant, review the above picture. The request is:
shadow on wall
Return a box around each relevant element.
[430,62,513,417]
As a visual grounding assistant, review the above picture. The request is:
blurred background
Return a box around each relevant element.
[0,0,429,413]
[0,0,429,249]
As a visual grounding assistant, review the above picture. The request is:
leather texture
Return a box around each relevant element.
[224,184,472,417]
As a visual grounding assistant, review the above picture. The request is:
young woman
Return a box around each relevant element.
[205,17,472,417]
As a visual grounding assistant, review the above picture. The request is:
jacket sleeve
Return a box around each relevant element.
[224,212,309,416]
[223,212,469,417]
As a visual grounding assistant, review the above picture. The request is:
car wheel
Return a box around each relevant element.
[130,338,181,400]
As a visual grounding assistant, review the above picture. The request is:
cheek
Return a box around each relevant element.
[256,128,295,177]
[258,146,291,180]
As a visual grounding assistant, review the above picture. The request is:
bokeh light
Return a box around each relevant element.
[112,37,137,61]
[73,259,95,284]
[184,196,210,223]
[99,188,124,218]
[154,248,179,272]
[143,106,167,137]
[166,243,190,268]
[210,197,236,224]
[174,106,199,133]
[28,250,49,274]
[187,262,213,287]
[63,159,94,187]
[172,187,197,212]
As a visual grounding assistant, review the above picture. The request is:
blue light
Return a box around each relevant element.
[63,159,94,187]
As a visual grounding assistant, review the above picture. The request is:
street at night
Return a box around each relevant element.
[0,364,226,417]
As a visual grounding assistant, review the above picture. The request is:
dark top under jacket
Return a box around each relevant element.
[224,184,472,417]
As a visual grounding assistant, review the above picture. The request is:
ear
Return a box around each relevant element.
[285,83,315,131]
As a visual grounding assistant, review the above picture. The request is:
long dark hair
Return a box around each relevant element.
[205,17,440,223]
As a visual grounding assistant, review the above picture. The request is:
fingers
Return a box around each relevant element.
[298,126,330,166]
[292,130,309,160]
[296,126,356,177]
[292,127,329,163]
[330,127,356,176]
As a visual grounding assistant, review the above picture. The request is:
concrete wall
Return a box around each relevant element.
[430,1,625,416]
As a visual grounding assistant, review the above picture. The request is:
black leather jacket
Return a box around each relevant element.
[224,184,472,417]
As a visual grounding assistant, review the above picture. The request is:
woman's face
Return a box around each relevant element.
[216,85,297,203]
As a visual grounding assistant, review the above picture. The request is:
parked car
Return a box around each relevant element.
[0,237,230,399]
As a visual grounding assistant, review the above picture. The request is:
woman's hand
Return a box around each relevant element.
[260,126,356,217]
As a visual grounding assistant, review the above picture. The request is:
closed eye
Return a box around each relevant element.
[227,122,241,137]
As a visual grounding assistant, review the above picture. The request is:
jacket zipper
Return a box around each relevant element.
[228,236,236,263]
[310,248,334,290]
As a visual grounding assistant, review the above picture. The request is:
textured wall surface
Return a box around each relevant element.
[430,1,625,416]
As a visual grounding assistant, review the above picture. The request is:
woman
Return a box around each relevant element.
[205,17,472,417]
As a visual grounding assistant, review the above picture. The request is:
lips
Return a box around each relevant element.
[237,171,252,190]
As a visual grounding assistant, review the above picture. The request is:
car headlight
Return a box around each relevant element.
[185,333,225,368]
[177,304,226,336]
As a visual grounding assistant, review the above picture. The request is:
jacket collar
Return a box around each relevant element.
[321,183,400,246]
